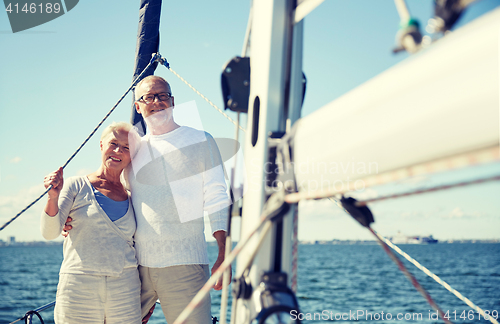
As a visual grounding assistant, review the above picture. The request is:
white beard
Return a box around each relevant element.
[144,109,173,134]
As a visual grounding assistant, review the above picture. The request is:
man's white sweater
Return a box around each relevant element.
[127,126,230,268]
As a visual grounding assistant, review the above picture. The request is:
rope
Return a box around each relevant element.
[394,0,411,22]
[166,66,246,133]
[219,113,241,324]
[373,230,499,324]
[219,234,232,324]
[285,146,500,203]
[291,206,299,293]
[0,59,156,232]
[368,227,453,324]
[355,174,500,206]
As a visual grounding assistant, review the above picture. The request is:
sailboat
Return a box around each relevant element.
[3,0,499,323]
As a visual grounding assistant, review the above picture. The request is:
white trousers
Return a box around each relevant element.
[54,267,141,324]
[139,264,212,324]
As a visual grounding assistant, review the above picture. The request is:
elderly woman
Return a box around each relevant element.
[41,122,140,324]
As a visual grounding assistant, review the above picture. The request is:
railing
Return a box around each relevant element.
[10,301,55,324]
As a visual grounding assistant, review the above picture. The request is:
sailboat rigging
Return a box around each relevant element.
[4,0,500,323]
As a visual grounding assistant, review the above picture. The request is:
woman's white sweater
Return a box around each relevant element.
[41,176,137,277]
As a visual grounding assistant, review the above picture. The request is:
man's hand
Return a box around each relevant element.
[211,254,231,290]
[61,216,73,238]
[212,230,232,290]
[142,304,156,323]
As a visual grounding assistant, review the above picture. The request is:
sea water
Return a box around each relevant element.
[1,243,499,323]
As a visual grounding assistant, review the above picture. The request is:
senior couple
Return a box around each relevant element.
[41,76,231,324]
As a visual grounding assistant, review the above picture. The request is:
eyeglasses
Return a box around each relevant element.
[137,92,172,104]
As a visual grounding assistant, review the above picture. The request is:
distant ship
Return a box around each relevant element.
[420,235,439,244]
[390,233,439,244]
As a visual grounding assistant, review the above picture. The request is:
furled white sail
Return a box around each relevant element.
[293,8,499,196]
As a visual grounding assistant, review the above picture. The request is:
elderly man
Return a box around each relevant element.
[128,75,231,324]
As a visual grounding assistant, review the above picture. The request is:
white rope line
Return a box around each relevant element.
[291,206,299,293]
[219,234,232,324]
[220,113,242,324]
[368,228,452,324]
[374,230,499,324]
[355,174,500,206]
[167,67,246,133]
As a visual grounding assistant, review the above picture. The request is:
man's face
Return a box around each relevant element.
[134,79,175,118]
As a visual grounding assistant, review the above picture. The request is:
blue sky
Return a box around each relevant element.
[0,0,499,242]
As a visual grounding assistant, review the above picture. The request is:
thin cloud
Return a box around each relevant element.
[10,157,22,164]
[442,207,485,219]
[396,207,445,220]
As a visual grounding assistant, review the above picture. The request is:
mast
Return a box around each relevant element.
[130,0,162,135]
[232,0,306,322]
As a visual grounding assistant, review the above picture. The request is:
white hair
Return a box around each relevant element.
[100,121,141,160]
[100,122,141,191]
[100,121,133,141]
[134,75,172,101]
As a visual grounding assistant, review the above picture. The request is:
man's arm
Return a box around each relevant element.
[202,133,232,289]
[211,230,231,290]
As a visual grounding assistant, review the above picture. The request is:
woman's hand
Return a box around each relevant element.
[44,167,63,216]
[44,167,64,198]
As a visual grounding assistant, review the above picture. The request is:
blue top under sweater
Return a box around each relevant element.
[92,187,129,222]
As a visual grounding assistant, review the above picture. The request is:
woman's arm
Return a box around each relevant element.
[41,167,72,240]
[43,167,63,216]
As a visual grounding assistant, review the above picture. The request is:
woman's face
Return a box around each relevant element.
[100,128,131,172]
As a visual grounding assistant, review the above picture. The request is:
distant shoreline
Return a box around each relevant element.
[298,239,500,245]
[1,239,498,248]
